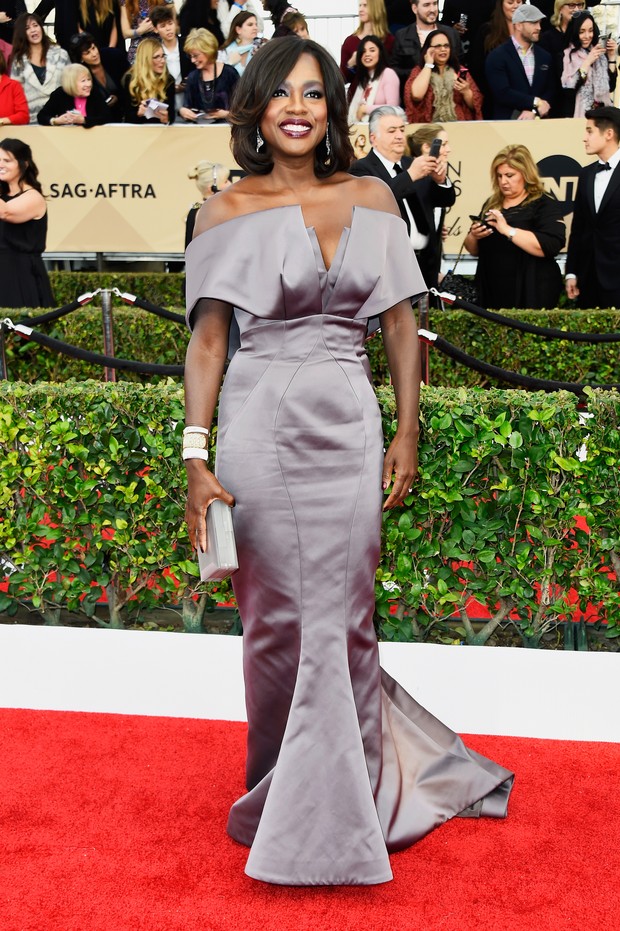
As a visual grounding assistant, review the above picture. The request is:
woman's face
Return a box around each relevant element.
[188,48,211,69]
[359,0,369,24]
[81,43,101,66]
[0,148,20,187]
[26,17,43,45]
[261,53,328,161]
[76,73,93,96]
[151,48,166,74]
[496,162,526,199]
[578,18,594,48]
[427,34,451,67]
[237,16,258,44]
[423,130,451,158]
[560,2,584,26]
[502,0,522,21]
[360,41,380,70]
[292,22,309,38]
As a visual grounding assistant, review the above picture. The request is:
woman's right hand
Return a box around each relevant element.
[137,16,153,35]
[423,46,436,66]
[468,221,493,240]
[180,106,198,121]
[585,44,605,67]
[185,460,235,553]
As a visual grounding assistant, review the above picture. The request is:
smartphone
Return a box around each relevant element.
[599,33,610,47]
[458,66,469,78]
[469,214,493,230]
[429,137,443,158]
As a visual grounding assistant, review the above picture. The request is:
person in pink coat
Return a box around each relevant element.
[0,47,29,126]
[347,35,399,124]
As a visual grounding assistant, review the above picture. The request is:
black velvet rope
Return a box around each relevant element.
[17,299,90,327]
[13,326,184,375]
[121,294,186,323]
[428,333,620,394]
[442,294,620,343]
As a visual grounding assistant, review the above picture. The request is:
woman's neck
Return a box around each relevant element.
[8,180,26,196]
[502,192,527,208]
[29,43,44,66]
[201,62,215,78]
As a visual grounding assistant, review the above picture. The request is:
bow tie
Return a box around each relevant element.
[596,161,612,172]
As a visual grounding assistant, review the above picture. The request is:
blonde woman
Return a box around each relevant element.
[340,0,393,85]
[184,160,231,247]
[465,144,565,309]
[179,27,239,122]
[78,0,121,48]
[121,36,175,122]
[37,62,110,125]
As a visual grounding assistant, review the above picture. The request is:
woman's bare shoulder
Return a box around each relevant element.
[336,173,401,219]
[192,181,256,237]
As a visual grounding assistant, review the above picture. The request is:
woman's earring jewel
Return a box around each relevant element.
[325,123,331,158]
[256,127,264,152]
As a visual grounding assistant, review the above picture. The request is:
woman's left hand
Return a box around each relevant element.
[356,102,368,120]
[607,38,618,61]
[382,433,419,510]
[207,108,228,120]
[484,208,511,237]
[454,76,474,105]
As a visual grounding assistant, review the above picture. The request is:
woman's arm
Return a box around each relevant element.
[408,60,433,102]
[380,299,421,509]
[484,209,545,257]
[184,299,235,552]
[366,67,400,112]
[0,80,29,125]
[0,188,46,222]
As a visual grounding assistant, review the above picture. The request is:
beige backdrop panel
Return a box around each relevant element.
[6,121,591,253]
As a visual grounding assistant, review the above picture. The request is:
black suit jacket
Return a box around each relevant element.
[566,159,620,292]
[485,39,555,119]
[36,85,110,125]
[349,149,456,287]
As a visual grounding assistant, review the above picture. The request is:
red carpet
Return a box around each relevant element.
[0,710,617,931]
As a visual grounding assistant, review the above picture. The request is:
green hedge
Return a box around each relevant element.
[48,271,185,308]
[3,301,619,389]
[0,382,618,643]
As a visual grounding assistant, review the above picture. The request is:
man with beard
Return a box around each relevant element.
[390,0,459,97]
[485,4,555,119]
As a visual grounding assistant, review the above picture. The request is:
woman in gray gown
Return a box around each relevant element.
[184,37,514,887]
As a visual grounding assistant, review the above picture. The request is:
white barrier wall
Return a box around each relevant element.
[0,625,617,742]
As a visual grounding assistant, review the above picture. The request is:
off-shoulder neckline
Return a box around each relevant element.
[190,203,399,241]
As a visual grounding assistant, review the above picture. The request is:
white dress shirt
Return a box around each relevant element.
[373,149,429,250]
[594,146,620,212]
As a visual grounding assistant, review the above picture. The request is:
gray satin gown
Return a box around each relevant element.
[185,204,514,886]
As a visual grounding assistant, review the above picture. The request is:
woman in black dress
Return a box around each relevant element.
[464,143,566,310]
[0,137,54,308]
[179,27,238,123]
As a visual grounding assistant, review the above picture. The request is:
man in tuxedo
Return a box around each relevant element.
[566,106,620,309]
[349,105,455,289]
[390,0,459,96]
[485,4,555,120]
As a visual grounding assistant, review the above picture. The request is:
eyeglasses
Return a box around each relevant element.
[566,3,585,9]
[152,54,166,61]
[430,43,451,49]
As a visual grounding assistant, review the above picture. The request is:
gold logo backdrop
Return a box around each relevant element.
[9,121,590,253]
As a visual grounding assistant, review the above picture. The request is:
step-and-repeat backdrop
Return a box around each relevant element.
[7,120,590,254]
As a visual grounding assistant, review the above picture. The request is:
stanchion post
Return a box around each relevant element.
[417,294,430,385]
[0,322,7,380]
[100,289,116,383]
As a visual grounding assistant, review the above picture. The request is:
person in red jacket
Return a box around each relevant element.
[0,47,29,125]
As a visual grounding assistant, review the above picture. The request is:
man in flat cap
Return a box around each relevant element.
[566,106,620,308]
[485,4,555,119]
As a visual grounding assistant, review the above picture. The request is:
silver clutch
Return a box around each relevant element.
[197,499,239,581]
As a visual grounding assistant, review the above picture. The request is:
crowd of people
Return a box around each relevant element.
[0,0,619,312]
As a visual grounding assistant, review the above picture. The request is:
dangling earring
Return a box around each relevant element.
[256,127,264,152]
[325,122,331,159]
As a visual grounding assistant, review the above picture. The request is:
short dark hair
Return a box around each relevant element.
[68,32,97,63]
[585,105,620,141]
[229,37,353,178]
[421,28,460,72]
[150,4,175,27]
[0,138,44,196]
